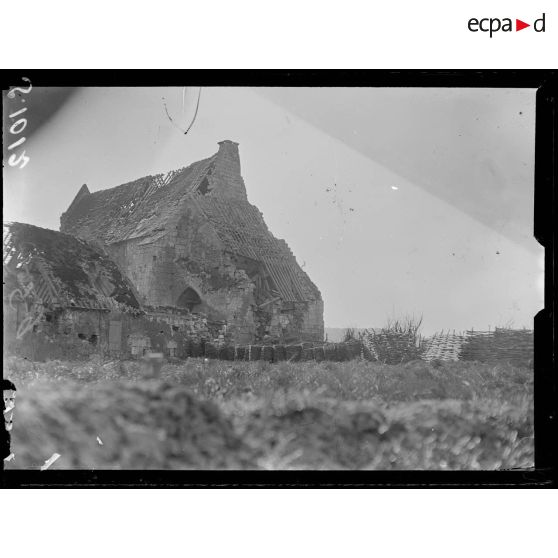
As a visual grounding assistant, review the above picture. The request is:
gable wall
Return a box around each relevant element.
[56,142,324,345]
[102,202,324,344]
[102,203,259,343]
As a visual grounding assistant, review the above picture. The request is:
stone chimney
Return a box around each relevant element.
[211,140,247,200]
[217,140,240,167]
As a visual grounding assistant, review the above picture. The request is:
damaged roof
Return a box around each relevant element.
[3,222,141,310]
[60,156,215,245]
[60,141,321,303]
[194,196,321,302]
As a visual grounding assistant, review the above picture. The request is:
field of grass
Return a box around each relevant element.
[3,355,534,470]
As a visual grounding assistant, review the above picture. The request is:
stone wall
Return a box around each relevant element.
[104,206,262,345]
[3,302,217,362]
[57,140,324,346]
[94,233,291,346]
[4,303,107,361]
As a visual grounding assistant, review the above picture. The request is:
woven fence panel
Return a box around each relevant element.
[313,346,325,362]
[273,345,286,362]
[300,347,314,361]
[360,332,421,364]
[261,345,273,362]
[191,340,366,363]
[493,328,533,366]
[219,345,235,361]
[422,332,467,361]
[460,328,533,366]
[181,331,532,366]
[204,342,218,360]
[459,330,493,362]
[336,343,351,361]
[285,345,303,362]
[346,342,363,361]
[248,345,261,361]
[323,344,338,361]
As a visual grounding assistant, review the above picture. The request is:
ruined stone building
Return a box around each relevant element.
[3,222,217,360]
[4,222,138,360]
[54,140,323,347]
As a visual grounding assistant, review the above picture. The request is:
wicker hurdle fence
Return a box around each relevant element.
[175,327,533,366]
[459,327,533,366]
[186,340,364,363]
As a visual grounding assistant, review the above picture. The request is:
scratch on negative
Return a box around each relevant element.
[162,87,202,136]
[40,453,61,471]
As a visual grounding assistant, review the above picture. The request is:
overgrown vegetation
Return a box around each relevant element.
[4,355,533,470]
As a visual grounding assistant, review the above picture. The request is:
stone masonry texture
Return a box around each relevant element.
[4,141,325,361]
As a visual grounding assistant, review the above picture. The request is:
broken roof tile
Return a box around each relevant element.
[3,222,141,310]
[59,141,321,303]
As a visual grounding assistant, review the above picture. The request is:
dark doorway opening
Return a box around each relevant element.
[176,287,202,312]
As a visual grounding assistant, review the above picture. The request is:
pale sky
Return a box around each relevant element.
[3,86,543,334]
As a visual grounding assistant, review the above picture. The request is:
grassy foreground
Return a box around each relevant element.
[3,356,533,470]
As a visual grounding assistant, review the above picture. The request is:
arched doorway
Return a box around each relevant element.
[176,287,202,312]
